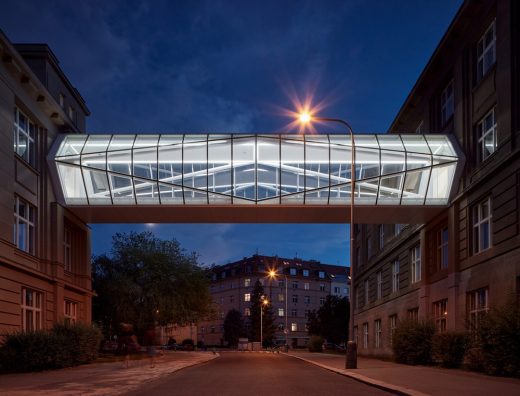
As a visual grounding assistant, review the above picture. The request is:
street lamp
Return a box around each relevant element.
[260,296,269,348]
[298,111,357,369]
[268,269,288,348]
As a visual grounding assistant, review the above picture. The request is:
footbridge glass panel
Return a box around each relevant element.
[51,134,462,207]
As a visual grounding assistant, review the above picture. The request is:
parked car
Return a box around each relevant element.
[323,342,346,352]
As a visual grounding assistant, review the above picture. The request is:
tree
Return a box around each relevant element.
[92,231,213,337]
[223,309,245,347]
[249,280,276,346]
[306,295,349,344]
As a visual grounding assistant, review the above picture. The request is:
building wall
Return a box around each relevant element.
[353,0,520,358]
[0,31,91,334]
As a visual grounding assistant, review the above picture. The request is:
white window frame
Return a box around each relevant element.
[244,278,251,287]
[477,107,497,162]
[291,322,298,332]
[14,196,36,254]
[244,293,250,302]
[389,314,397,346]
[473,197,492,254]
[362,322,368,348]
[377,271,383,300]
[437,227,449,270]
[477,20,496,81]
[433,299,448,333]
[440,80,454,126]
[391,260,400,293]
[467,288,489,330]
[304,282,310,290]
[375,319,382,348]
[394,223,403,236]
[411,244,421,283]
[21,287,42,331]
[278,308,284,317]
[64,300,78,325]
[14,107,36,166]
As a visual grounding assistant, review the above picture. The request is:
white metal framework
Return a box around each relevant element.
[51,134,461,207]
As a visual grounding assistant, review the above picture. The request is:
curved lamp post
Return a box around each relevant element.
[298,112,357,369]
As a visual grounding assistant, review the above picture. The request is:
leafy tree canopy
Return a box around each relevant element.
[92,231,213,336]
[306,295,349,344]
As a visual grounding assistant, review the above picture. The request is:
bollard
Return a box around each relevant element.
[345,341,357,369]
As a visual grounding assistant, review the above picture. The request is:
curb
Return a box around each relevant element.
[284,353,429,396]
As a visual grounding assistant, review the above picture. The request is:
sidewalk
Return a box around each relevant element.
[287,351,520,396]
[0,351,218,395]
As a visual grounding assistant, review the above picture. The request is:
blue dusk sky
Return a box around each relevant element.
[0,0,462,267]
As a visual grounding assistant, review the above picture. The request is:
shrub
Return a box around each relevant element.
[432,332,468,367]
[472,299,520,377]
[392,319,435,365]
[0,323,102,373]
[308,335,323,352]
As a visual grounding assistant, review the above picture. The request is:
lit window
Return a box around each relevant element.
[278,308,284,317]
[303,269,309,277]
[473,197,492,254]
[14,196,36,254]
[477,20,496,81]
[64,228,72,272]
[441,80,454,126]
[437,227,449,270]
[13,108,37,166]
[244,307,251,316]
[433,299,448,333]
[244,278,251,287]
[467,288,488,331]
[304,282,310,290]
[410,244,421,283]
[244,293,250,302]
[362,322,369,348]
[377,271,383,300]
[391,260,400,293]
[21,287,42,331]
[375,319,382,348]
[389,314,397,345]
[291,323,298,332]
[278,293,284,302]
[364,279,369,306]
[477,107,497,162]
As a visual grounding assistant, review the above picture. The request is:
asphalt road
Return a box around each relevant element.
[126,352,394,396]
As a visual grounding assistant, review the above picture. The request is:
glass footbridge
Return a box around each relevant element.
[49,133,464,224]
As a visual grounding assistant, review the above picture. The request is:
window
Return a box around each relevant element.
[278,308,284,317]
[467,288,488,331]
[477,20,496,81]
[211,326,215,333]
[379,225,384,249]
[410,244,421,283]
[394,224,403,236]
[333,286,340,295]
[364,279,369,305]
[292,294,298,303]
[290,268,297,276]
[278,279,285,288]
[415,121,423,134]
[68,106,75,121]
[433,299,448,333]
[377,271,383,300]
[304,282,310,290]
[59,93,65,108]
[318,271,325,279]
[14,108,36,166]
[292,281,298,289]
[304,295,311,304]
[221,271,226,279]
[477,107,497,162]
[230,295,234,303]
[441,80,454,126]
[319,284,325,292]
[278,293,284,302]
[291,323,298,332]
[366,237,373,259]
[303,269,309,277]
[362,322,369,348]
[291,309,297,317]
[389,314,397,345]
[278,323,284,331]
[408,308,419,322]
[375,319,382,348]
[21,287,42,331]
[14,196,36,254]
[473,197,492,254]
[244,278,251,287]
[391,260,400,293]
[319,297,325,305]
[244,293,250,302]
[64,228,72,272]
[437,227,449,270]
[244,307,251,316]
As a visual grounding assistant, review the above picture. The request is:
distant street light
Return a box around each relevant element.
[297,111,357,369]
[268,269,288,347]
[260,296,269,348]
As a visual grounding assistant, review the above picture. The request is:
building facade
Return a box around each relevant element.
[353,0,520,357]
[198,254,349,347]
[0,32,91,334]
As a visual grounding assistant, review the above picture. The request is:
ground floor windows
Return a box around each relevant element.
[467,288,488,331]
[389,314,397,345]
[64,300,78,324]
[375,319,382,348]
[21,287,42,331]
[362,322,369,348]
[408,308,419,322]
[291,323,298,332]
[433,299,448,333]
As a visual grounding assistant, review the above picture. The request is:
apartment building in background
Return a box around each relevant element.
[0,31,92,334]
[353,0,520,357]
[198,254,349,347]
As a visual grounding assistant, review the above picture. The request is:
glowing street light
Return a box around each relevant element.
[297,111,357,369]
